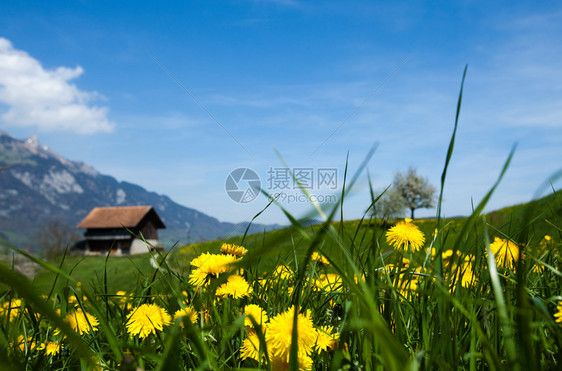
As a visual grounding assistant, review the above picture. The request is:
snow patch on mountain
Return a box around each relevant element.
[11,170,34,188]
[41,169,83,194]
[116,188,126,204]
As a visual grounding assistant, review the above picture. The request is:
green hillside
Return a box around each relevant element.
[32,191,562,294]
[173,191,561,270]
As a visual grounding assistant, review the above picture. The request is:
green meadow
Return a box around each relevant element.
[30,192,560,296]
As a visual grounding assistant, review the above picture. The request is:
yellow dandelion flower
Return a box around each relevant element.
[126,303,171,339]
[443,250,454,259]
[114,291,128,302]
[190,252,213,267]
[554,302,562,324]
[394,273,419,299]
[315,326,339,352]
[531,263,544,273]
[270,354,313,371]
[15,335,38,352]
[1,299,22,321]
[265,306,317,363]
[313,274,343,292]
[400,275,419,292]
[65,309,99,335]
[272,265,294,281]
[240,330,264,361]
[386,219,425,252]
[459,265,475,288]
[189,253,240,287]
[216,275,253,299]
[489,237,519,269]
[430,248,454,261]
[244,304,268,328]
[220,243,248,257]
[311,252,329,265]
[353,273,366,284]
[188,269,210,287]
[544,235,552,242]
[113,291,133,310]
[382,258,411,275]
[174,306,198,326]
[68,294,86,307]
[382,263,397,274]
[287,284,308,297]
[44,342,61,356]
[449,264,475,293]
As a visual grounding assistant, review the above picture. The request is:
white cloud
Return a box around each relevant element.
[0,37,114,134]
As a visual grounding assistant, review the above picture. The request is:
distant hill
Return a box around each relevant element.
[0,129,280,250]
[171,191,562,272]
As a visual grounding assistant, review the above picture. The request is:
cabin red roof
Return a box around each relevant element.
[76,206,165,229]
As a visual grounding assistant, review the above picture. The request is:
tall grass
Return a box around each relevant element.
[1,68,562,370]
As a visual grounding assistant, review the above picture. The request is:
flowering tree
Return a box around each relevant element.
[373,187,408,219]
[393,167,436,219]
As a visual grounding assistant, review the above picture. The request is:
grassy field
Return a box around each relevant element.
[2,72,562,370]
[23,190,562,296]
[31,254,155,294]
[2,189,558,370]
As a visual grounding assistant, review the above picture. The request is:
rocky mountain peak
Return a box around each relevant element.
[0,128,279,250]
[25,135,41,148]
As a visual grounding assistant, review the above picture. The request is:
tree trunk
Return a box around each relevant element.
[410,208,415,219]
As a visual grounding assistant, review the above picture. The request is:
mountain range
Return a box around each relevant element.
[0,129,280,251]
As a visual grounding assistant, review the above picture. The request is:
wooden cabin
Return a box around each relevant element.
[77,206,165,255]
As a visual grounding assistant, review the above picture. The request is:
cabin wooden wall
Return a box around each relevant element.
[139,220,158,240]
[87,238,132,253]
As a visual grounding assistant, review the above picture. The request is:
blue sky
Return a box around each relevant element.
[1,0,561,225]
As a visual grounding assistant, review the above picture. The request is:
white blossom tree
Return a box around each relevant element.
[373,187,408,219]
[393,167,436,219]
